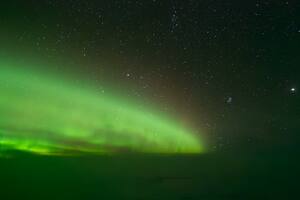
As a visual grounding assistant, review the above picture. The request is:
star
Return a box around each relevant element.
[290,87,296,93]
[226,97,232,104]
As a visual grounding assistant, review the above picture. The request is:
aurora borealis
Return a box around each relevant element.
[0,60,203,155]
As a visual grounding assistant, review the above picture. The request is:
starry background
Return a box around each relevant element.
[0,0,300,199]
[1,0,299,150]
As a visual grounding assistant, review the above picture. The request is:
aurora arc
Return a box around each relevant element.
[0,61,204,155]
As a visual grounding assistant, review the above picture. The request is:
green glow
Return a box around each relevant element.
[0,60,204,155]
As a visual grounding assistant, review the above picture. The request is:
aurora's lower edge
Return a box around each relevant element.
[0,61,204,155]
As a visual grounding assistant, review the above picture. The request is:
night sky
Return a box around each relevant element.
[0,0,300,199]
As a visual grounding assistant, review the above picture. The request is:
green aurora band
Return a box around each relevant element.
[0,60,204,155]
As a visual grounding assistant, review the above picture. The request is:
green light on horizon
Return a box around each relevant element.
[0,60,204,155]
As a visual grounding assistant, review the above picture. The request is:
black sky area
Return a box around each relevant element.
[0,1,300,199]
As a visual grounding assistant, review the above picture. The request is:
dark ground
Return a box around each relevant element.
[1,148,299,200]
